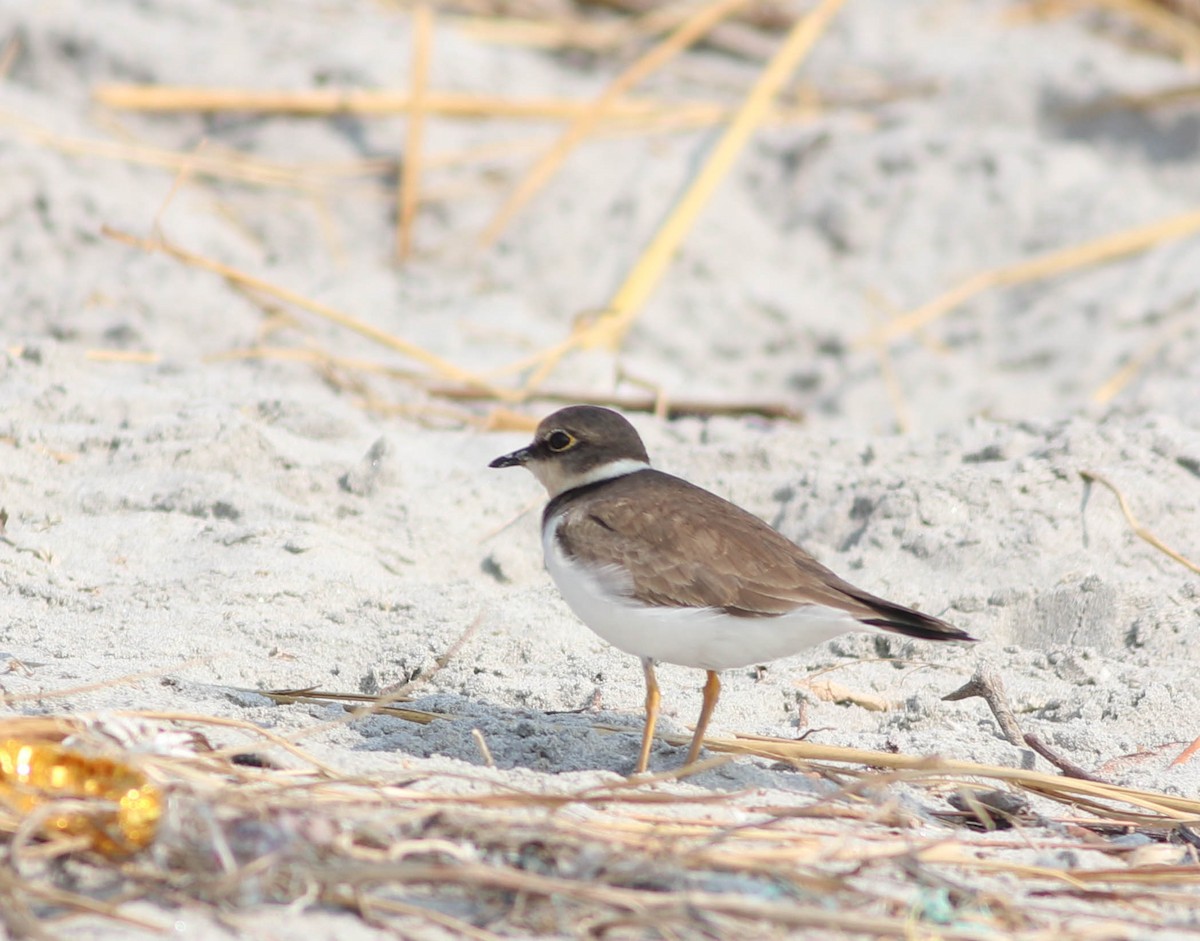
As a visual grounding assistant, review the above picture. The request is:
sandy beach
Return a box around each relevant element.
[3,1,1200,937]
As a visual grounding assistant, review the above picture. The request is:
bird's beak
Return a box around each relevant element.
[489,445,533,469]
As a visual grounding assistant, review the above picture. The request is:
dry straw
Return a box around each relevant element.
[0,110,389,191]
[515,0,849,394]
[93,82,768,126]
[88,0,846,411]
[1092,0,1200,60]
[3,708,1200,939]
[1012,0,1200,61]
[478,0,753,246]
[7,3,1197,935]
[63,0,1200,421]
[99,225,802,422]
[858,206,1200,348]
[1079,470,1200,576]
[397,3,434,261]
[101,226,510,397]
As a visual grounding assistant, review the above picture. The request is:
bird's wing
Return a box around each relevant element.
[553,471,970,641]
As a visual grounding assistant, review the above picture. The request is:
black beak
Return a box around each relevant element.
[489,446,532,469]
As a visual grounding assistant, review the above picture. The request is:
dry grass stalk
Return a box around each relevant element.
[518,0,848,393]
[456,12,634,51]
[859,205,1200,347]
[109,711,342,776]
[1,111,388,191]
[236,685,1200,823]
[0,36,21,79]
[211,345,803,423]
[0,656,214,707]
[458,0,793,60]
[93,84,827,139]
[585,0,844,352]
[589,0,795,31]
[700,732,1200,820]
[863,295,914,432]
[1079,470,1200,575]
[257,689,448,726]
[247,662,466,732]
[207,346,422,383]
[480,407,541,431]
[478,0,751,246]
[1090,0,1200,60]
[1090,298,1195,404]
[94,83,722,122]
[1022,0,1200,59]
[398,4,434,261]
[432,383,804,420]
[101,226,512,397]
[451,3,689,55]
[4,709,1200,938]
[356,896,505,941]
[276,613,484,744]
[83,349,161,364]
[1066,81,1200,117]
[472,728,497,769]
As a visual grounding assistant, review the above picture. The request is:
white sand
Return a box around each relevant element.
[3,0,1200,937]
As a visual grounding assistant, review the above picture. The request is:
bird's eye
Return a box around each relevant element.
[547,430,575,452]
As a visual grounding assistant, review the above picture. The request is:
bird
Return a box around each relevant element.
[489,405,973,773]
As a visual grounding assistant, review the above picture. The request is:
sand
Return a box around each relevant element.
[3,0,1200,938]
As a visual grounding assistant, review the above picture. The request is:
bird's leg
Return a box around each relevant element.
[686,670,721,765]
[636,657,660,774]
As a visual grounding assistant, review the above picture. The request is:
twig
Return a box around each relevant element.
[398,5,433,261]
[859,205,1200,347]
[943,664,1106,782]
[943,664,1028,748]
[478,0,750,246]
[1079,470,1200,575]
[1023,733,1106,783]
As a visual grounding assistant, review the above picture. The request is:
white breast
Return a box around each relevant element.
[542,513,873,672]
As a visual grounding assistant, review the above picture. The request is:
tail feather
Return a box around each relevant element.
[856,593,975,642]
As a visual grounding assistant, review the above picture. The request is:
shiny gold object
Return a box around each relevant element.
[0,739,161,856]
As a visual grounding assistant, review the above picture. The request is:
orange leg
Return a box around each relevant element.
[685,670,721,766]
[636,657,660,774]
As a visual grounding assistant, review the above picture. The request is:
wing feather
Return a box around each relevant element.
[552,470,970,641]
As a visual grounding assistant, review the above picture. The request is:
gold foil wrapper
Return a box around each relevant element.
[0,739,161,856]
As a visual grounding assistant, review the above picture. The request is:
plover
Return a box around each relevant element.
[490,406,972,772]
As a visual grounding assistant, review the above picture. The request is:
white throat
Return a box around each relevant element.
[530,457,649,498]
